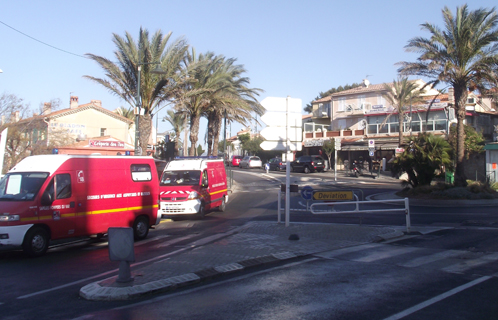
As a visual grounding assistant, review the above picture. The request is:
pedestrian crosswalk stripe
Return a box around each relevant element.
[316,244,498,276]
[315,243,381,259]
[352,246,421,263]
[441,252,498,274]
[398,249,462,268]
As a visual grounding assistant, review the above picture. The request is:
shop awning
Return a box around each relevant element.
[340,143,398,151]
[340,145,368,151]
[484,143,498,150]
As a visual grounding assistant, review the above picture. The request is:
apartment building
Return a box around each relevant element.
[10,96,135,156]
[305,79,497,164]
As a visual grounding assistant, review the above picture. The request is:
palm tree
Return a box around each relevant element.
[397,5,498,186]
[163,109,186,155]
[179,50,232,156]
[204,57,263,156]
[392,133,453,188]
[115,106,134,120]
[381,77,425,147]
[85,28,188,155]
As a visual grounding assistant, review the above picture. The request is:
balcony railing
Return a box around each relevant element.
[304,129,365,139]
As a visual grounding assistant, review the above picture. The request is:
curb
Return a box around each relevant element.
[79,251,300,301]
[374,230,405,242]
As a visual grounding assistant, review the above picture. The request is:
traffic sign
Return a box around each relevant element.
[261,97,302,113]
[260,127,302,142]
[334,138,341,150]
[259,96,303,152]
[312,190,353,201]
[368,139,375,148]
[260,141,302,151]
[301,186,313,200]
[260,112,302,127]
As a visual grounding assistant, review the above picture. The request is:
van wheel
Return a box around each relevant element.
[197,202,206,218]
[23,227,49,257]
[218,197,226,212]
[133,216,149,240]
[304,166,311,174]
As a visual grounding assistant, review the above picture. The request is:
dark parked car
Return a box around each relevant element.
[230,155,243,167]
[267,157,286,171]
[290,155,325,173]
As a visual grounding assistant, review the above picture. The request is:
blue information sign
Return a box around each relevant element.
[301,185,313,200]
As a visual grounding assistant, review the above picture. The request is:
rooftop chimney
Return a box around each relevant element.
[91,100,102,107]
[11,111,20,122]
[43,102,52,115]
[70,96,79,109]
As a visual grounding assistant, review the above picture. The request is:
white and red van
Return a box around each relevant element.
[159,157,228,220]
[0,155,160,257]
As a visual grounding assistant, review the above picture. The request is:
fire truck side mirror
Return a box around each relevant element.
[41,191,53,206]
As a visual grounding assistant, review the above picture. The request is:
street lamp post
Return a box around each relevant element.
[134,56,167,156]
[134,64,142,156]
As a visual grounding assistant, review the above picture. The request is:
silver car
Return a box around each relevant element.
[240,156,262,169]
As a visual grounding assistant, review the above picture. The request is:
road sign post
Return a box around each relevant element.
[334,138,341,182]
[301,185,314,211]
[259,96,303,227]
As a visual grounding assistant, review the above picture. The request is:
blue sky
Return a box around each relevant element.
[1,1,496,145]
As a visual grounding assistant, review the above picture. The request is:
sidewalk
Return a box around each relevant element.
[79,171,497,301]
[79,221,404,301]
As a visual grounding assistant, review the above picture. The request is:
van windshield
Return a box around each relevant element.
[160,170,201,186]
[0,172,49,201]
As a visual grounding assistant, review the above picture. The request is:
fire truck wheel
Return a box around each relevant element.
[23,227,49,257]
[133,216,149,240]
[197,202,206,218]
[218,197,226,212]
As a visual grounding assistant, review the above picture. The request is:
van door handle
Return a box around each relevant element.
[70,201,75,208]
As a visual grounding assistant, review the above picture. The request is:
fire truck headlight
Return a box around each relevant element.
[187,192,200,200]
[0,215,20,222]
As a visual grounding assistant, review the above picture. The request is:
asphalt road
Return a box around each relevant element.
[77,227,498,320]
[1,168,498,319]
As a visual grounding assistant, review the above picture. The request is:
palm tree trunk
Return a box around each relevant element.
[138,114,152,156]
[453,85,468,187]
[398,110,404,147]
[189,114,200,156]
[212,111,222,156]
[174,130,180,155]
[206,112,215,156]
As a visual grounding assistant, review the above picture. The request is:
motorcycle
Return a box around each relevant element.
[351,161,363,178]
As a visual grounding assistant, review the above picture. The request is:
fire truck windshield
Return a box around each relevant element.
[0,172,49,201]
[160,170,201,186]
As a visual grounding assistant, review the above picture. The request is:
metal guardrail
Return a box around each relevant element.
[310,198,411,233]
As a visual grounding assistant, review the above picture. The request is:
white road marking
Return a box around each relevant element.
[352,246,421,263]
[383,275,493,320]
[442,252,498,274]
[314,243,381,259]
[16,230,234,299]
[398,250,462,268]
[17,246,191,300]
[153,235,197,248]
